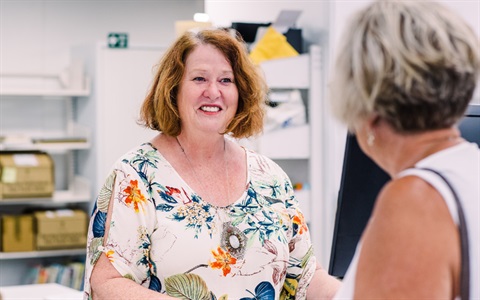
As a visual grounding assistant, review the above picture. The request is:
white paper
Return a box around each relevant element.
[272,10,302,33]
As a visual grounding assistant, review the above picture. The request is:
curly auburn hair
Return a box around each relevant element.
[139,28,267,139]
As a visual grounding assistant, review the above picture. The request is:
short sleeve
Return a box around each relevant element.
[281,172,316,300]
[83,162,158,299]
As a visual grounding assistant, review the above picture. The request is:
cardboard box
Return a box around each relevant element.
[34,209,87,250]
[1,214,35,252]
[0,151,54,199]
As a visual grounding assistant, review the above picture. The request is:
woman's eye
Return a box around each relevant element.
[193,77,206,82]
[220,78,233,83]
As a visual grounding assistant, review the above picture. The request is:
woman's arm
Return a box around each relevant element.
[90,254,176,300]
[354,176,461,298]
[306,265,341,299]
[87,168,175,300]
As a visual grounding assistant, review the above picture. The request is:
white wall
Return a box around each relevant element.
[0,0,204,74]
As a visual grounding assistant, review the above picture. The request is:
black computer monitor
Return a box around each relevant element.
[459,104,480,145]
[328,104,480,278]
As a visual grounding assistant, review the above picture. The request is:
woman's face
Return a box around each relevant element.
[177,43,239,136]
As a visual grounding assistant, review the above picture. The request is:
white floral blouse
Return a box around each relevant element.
[83,142,316,300]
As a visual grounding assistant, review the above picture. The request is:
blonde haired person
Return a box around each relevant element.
[330,0,480,299]
[84,28,339,300]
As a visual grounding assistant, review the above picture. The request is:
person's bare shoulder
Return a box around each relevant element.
[354,175,460,298]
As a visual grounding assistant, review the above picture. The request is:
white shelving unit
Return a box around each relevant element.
[0,248,86,260]
[0,177,90,206]
[244,45,326,260]
[0,64,91,287]
[74,44,163,194]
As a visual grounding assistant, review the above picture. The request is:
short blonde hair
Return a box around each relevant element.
[330,0,480,133]
[140,28,267,138]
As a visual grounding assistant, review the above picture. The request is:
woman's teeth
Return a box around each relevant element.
[200,106,220,112]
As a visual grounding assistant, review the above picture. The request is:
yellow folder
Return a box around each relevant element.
[249,26,299,65]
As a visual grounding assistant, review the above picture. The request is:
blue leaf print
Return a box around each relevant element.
[92,211,107,238]
[159,191,178,204]
[191,194,202,203]
[258,181,281,198]
[285,195,295,209]
[128,149,161,192]
[140,241,150,250]
[148,275,162,292]
[240,281,275,300]
[156,203,174,212]
[136,171,150,188]
[284,179,293,194]
[143,174,162,201]
[171,214,186,222]
[236,195,260,214]
[131,149,159,173]
[263,195,283,205]
[247,186,257,198]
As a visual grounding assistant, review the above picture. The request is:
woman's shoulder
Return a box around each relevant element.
[356,174,460,297]
[110,142,163,171]
[245,147,287,176]
[377,175,438,210]
[372,174,457,231]
[244,147,294,198]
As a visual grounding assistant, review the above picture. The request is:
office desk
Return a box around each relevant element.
[0,283,82,300]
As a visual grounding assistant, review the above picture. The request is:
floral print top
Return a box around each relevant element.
[83,142,316,300]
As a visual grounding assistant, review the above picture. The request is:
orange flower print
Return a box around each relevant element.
[209,246,237,276]
[293,212,308,235]
[123,180,147,213]
[106,249,115,262]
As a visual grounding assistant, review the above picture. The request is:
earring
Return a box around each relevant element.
[367,131,375,147]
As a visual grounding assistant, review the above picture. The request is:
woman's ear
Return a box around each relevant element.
[365,114,381,131]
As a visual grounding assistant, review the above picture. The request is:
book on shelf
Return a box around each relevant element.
[24,261,85,290]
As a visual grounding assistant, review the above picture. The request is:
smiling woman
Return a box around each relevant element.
[176,43,239,137]
[83,28,339,300]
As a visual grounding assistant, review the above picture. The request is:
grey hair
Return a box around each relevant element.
[330,0,480,133]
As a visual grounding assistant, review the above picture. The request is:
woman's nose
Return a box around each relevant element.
[203,82,221,100]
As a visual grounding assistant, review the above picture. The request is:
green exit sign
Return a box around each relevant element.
[108,33,128,48]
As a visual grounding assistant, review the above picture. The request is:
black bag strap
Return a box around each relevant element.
[419,168,470,299]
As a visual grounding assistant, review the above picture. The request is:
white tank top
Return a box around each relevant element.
[334,142,479,299]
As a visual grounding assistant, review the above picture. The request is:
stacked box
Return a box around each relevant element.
[0,151,54,199]
[34,209,87,250]
[1,214,35,252]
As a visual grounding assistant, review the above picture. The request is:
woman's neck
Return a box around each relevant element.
[175,132,226,160]
[375,126,463,177]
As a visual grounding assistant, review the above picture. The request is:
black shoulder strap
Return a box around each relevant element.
[419,168,470,300]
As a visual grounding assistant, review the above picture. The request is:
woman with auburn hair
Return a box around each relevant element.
[84,28,339,300]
